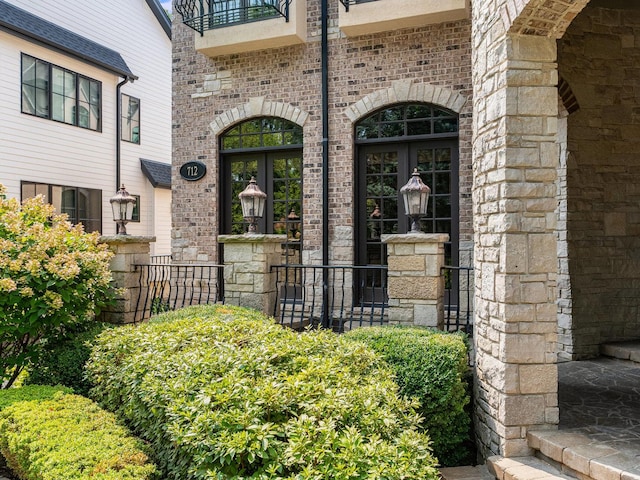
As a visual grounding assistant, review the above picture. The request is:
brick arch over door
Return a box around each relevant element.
[209,97,309,136]
[343,80,468,123]
[504,0,590,38]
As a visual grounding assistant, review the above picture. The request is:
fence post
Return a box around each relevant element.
[99,235,155,324]
[382,233,449,328]
[218,234,286,314]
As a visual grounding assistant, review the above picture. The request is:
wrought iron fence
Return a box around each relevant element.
[272,264,388,332]
[175,0,291,35]
[133,263,225,323]
[442,265,474,337]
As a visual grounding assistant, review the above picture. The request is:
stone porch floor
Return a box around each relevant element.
[442,343,640,480]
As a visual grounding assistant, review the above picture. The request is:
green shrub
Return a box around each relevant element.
[0,384,71,410]
[0,184,114,388]
[345,326,472,466]
[0,388,156,480]
[26,322,111,396]
[87,304,439,479]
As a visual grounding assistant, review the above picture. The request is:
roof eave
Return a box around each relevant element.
[0,23,138,81]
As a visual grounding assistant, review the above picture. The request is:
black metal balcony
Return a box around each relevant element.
[339,0,378,12]
[175,0,291,35]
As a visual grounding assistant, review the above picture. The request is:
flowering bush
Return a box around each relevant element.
[0,184,114,388]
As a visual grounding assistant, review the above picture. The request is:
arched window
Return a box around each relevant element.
[355,103,459,267]
[220,117,303,261]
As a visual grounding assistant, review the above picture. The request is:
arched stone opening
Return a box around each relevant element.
[557,1,640,360]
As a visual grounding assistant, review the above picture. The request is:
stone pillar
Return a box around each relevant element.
[99,235,155,324]
[472,28,560,458]
[382,233,449,328]
[218,234,286,314]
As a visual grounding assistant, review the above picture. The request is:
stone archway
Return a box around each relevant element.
[343,79,468,123]
[209,97,309,136]
[471,0,590,459]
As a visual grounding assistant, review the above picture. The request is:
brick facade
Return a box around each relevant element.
[172,0,639,463]
[171,0,473,266]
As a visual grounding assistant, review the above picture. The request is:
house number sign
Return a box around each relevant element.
[180,161,206,181]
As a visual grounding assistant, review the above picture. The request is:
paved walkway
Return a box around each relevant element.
[557,352,640,462]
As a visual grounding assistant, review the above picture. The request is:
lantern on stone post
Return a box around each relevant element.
[238,176,267,234]
[400,168,430,233]
[109,185,136,235]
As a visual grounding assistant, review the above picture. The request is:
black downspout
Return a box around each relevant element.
[116,76,131,191]
[321,0,330,329]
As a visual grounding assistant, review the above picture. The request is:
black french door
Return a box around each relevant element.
[356,140,459,269]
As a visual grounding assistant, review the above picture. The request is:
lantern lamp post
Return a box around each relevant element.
[238,176,267,234]
[400,168,430,233]
[109,185,137,235]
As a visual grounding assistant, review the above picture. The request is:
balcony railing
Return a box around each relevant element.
[339,0,377,13]
[175,0,290,35]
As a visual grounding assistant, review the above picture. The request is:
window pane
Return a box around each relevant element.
[22,56,36,85]
[380,122,404,138]
[89,80,101,130]
[52,93,64,122]
[407,121,431,136]
[242,134,261,148]
[406,105,431,119]
[21,85,36,115]
[434,118,458,134]
[65,72,76,97]
[52,68,64,94]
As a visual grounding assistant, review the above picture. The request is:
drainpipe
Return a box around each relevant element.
[321,0,330,328]
[116,76,132,191]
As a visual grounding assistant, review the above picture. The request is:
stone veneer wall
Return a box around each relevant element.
[558,5,640,359]
[470,0,592,458]
[171,0,473,266]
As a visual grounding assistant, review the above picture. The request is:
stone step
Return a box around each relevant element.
[528,429,640,480]
[487,455,575,480]
[439,464,495,480]
[600,341,640,364]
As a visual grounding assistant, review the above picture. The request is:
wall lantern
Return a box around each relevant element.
[109,184,137,235]
[400,168,430,233]
[238,176,267,234]
[287,208,301,239]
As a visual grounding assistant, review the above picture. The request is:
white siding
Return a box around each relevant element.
[0,0,171,241]
[153,188,172,255]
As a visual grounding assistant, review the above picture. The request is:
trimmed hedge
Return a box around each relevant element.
[86,305,439,479]
[345,326,472,466]
[26,322,111,396]
[0,386,156,480]
[0,384,71,410]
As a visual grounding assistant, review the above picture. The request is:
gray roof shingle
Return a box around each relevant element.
[0,0,137,80]
[141,158,171,189]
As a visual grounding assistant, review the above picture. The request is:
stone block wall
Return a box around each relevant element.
[558,5,640,358]
[171,0,473,267]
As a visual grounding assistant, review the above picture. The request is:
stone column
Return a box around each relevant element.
[218,234,286,314]
[99,235,155,324]
[382,233,449,328]
[472,28,560,458]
